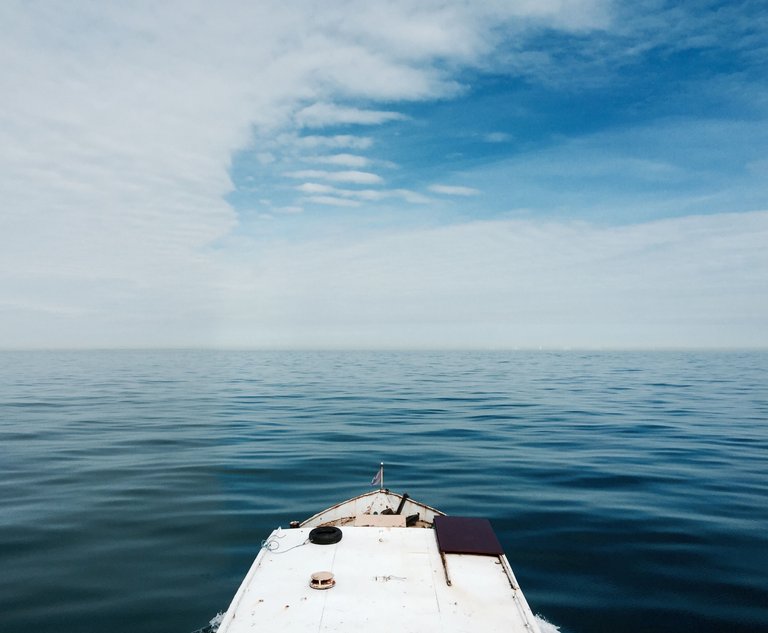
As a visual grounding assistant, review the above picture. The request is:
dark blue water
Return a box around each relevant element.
[1,350,766,632]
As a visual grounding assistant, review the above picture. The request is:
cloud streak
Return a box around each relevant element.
[286,170,383,184]
[296,183,431,205]
[429,184,481,196]
[295,103,405,128]
[211,210,768,349]
[310,154,371,167]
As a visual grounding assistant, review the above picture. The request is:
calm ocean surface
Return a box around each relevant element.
[1,350,766,632]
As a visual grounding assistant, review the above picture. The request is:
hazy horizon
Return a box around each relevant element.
[2,346,766,353]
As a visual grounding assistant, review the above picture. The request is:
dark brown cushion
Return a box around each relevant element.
[434,516,504,556]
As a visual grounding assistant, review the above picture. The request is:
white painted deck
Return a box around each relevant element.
[217,522,541,633]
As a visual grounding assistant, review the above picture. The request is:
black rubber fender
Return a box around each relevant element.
[309,526,343,545]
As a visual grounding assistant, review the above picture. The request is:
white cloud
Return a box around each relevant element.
[311,154,371,167]
[483,132,512,143]
[292,135,374,149]
[286,170,383,184]
[307,195,361,207]
[295,103,405,128]
[429,184,481,196]
[297,183,337,195]
[392,189,433,204]
[296,183,432,205]
[274,205,304,214]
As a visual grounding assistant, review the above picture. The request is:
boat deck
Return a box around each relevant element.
[218,523,538,633]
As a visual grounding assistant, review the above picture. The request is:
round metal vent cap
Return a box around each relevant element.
[309,571,335,590]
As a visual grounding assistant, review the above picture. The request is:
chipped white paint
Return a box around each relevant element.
[217,490,541,633]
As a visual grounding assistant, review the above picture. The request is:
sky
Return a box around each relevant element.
[1,0,767,349]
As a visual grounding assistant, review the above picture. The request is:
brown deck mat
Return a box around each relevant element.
[433,516,504,556]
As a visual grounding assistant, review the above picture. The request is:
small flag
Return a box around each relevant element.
[370,464,383,487]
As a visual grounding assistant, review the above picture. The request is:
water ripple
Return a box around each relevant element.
[0,350,766,633]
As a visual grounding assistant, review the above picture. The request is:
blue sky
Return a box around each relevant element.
[1,1,767,348]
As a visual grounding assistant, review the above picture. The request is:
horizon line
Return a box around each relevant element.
[1,346,766,353]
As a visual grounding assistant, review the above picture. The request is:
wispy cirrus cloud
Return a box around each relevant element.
[429,184,481,196]
[306,195,362,207]
[285,170,383,184]
[483,132,512,143]
[296,183,339,195]
[291,135,374,150]
[296,183,430,205]
[295,103,405,128]
[310,154,371,167]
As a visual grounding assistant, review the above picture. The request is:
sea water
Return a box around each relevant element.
[0,350,766,632]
